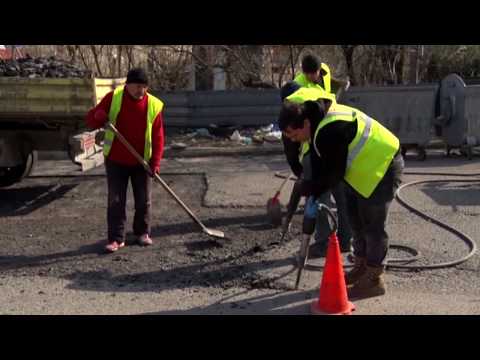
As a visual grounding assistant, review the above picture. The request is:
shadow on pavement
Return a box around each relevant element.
[139,288,318,315]
[0,241,106,271]
[0,183,78,217]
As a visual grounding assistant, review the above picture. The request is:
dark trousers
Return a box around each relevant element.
[345,152,404,267]
[314,181,352,247]
[302,153,352,247]
[105,159,152,243]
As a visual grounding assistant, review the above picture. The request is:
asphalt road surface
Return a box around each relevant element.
[0,150,479,314]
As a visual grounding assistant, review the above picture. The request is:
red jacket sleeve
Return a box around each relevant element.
[149,111,165,172]
[85,91,114,130]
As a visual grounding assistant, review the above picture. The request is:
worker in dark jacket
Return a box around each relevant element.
[294,54,350,100]
[280,81,352,256]
[86,68,165,253]
[278,87,404,299]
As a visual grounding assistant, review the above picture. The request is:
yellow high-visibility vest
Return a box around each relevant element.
[294,62,332,94]
[313,103,400,198]
[103,87,164,162]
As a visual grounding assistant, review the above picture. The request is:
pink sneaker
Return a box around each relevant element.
[138,234,153,246]
[105,241,125,253]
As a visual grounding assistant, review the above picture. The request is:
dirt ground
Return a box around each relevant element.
[1,151,479,314]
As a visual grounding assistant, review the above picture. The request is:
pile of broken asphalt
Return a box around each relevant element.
[164,128,284,158]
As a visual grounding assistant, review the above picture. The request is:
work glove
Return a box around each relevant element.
[304,196,319,219]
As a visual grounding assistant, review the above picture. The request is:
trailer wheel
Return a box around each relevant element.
[467,147,473,160]
[417,148,427,161]
[0,150,37,188]
[445,146,452,157]
[460,147,473,160]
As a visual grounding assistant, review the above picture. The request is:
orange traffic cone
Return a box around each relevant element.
[311,232,355,315]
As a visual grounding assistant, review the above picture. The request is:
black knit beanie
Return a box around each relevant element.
[126,68,149,85]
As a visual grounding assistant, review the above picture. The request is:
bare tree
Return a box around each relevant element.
[340,45,359,85]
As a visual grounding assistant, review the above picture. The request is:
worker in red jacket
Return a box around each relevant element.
[86,68,165,253]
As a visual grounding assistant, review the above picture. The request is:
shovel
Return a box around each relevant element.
[107,123,225,239]
[279,178,304,241]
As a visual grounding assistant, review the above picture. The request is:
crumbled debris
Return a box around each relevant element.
[263,131,282,143]
[252,245,265,253]
[185,240,224,252]
[230,130,252,145]
[268,241,280,247]
[195,129,213,138]
[171,142,188,150]
[0,56,92,78]
[208,124,238,138]
[166,123,282,148]
[230,130,243,142]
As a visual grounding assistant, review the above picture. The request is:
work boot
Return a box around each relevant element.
[344,256,367,285]
[138,234,153,246]
[348,265,386,300]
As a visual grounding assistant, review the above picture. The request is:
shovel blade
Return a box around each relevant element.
[266,198,283,227]
[205,228,225,239]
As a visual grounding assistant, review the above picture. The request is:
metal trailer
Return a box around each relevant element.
[154,89,281,128]
[434,73,480,159]
[463,84,480,159]
[342,84,438,160]
[0,76,125,187]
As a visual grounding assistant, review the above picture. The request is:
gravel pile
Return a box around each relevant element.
[0,56,92,78]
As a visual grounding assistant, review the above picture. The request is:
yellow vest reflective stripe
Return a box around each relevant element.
[286,87,336,105]
[294,62,332,94]
[314,103,400,198]
[103,87,164,162]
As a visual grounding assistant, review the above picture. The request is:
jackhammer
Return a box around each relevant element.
[295,200,338,290]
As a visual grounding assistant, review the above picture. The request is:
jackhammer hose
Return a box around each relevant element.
[275,170,479,270]
[390,173,478,270]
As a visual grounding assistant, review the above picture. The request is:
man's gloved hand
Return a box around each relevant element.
[94,109,108,123]
[304,196,319,219]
